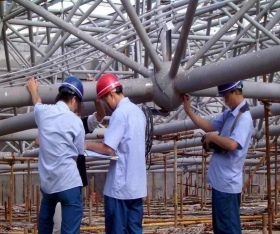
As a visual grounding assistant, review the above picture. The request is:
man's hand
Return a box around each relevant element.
[94,101,105,122]
[35,137,40,146]
[87,77,95,81]
[26,77,39,95]
[25,77,42,105]
[181,94,191,114]
[202,132,216,151]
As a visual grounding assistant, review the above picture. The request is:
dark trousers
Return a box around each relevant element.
[212,188,242,234]
[104,195,143,234]
[39,187,83,234]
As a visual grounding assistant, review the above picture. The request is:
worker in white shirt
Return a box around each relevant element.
[26,76,105,234]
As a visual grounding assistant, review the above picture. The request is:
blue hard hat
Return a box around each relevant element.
[217,81,243,96]
[59,76,84,101]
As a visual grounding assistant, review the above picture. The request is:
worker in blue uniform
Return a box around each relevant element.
[26,76,105,234]
[85,73,147,234]
[182,81,253,234]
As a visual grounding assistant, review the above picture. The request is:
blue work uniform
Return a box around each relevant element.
[208,100,253,234]
[103,97,147,234]
[35,101,100,234]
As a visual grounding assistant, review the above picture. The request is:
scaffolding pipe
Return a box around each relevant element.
[120,0,162,71]
[169,0,198,78]
[154,104,280,136]
[13,0,151,78]
[184,0,257,70]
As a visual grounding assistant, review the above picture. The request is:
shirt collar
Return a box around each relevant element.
[56,101,70,111]
[230,99,246,117]
[116,97,130,108]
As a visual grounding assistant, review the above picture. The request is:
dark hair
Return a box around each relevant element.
[230,88,243,95]
[55,88,81,103]
[236,88,243,94]
[115,86,123,94]
[103,86,123,98]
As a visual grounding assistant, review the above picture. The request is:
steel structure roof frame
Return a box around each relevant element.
[0,0,279,176]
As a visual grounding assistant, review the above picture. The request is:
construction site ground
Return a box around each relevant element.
[1,194,279,233]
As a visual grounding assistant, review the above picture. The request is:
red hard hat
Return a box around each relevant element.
[96,73,122,99]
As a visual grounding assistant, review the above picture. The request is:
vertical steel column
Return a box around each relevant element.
[180,173,183,219]
[275,136,279,215]
[1,183,3,206]
[44,0,51,44]
[201,14,212,66]
[13,107,23,153]
[263,77,272,234]
[2,25,11,72]
[233,18,243,58]
[61,2,65,81]
[203,156,207,207]
[162,0,172,61]
[164,155,167,210]
[36,185,40,228]
[27,159,31,222]
[120,0,162,71]
[169,0,199,78]
[9,162,14,226]
[134,0,141,78]
[174,139,178,227]
[27,10,35,66]
[144,0,152,68]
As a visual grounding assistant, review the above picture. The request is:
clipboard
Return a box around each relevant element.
[84,150,119,161]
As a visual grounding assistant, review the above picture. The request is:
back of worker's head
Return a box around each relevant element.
[56,76,84,112]
[217,81,243,97]
[96,73,123,111]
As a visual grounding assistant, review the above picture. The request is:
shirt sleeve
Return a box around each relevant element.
[103,114,125,151]
[230,115,252,150]
[87,112,102,132]
[34,103,44,125]
[210,111,229,132]
[81,113,102,134]
[73,120,86,155]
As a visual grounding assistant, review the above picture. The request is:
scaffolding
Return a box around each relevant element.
[0,0,280,233]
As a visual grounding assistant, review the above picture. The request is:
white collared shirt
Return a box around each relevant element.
[208,100,253,193]
[35,101,85,194]
[103,98,147,199]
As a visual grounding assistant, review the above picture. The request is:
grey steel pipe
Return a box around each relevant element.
[184,0,257,70]
[2,0,46,22]
[0,78,153,108]
[175,45,280,94]
[0,163,38,170]
[0,128,107,141]
[13,0,151,78]
[169,0,199,78]
[39,0,102,64]
[190,81,280,100]
[154,104,280,136]
[120,0,162,71]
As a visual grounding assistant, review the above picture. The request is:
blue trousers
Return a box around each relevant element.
[39,187,83,234]
[212,188,242,234]
[104,195,143,234]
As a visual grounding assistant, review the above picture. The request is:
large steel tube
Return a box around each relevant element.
[0,79,153,108]
[174,45,280,94]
